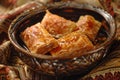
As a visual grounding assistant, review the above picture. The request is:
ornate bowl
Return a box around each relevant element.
[8,1,116,76]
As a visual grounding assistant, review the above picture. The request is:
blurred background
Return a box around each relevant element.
[0,0,102,12]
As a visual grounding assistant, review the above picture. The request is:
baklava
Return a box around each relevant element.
[50,30,94,58]
[20,23,58,54]
[76,15,101,41]
[41,11,77,38]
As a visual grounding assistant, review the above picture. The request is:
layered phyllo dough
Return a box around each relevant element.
[20,11,102,58]
[50,30,94,58]
[76,15,101,41]
[41,11,77,38]
[20,23,58,54]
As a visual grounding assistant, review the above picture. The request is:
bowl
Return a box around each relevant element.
[8,1,116,76]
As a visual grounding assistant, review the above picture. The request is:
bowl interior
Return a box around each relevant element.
[8,2,115,59]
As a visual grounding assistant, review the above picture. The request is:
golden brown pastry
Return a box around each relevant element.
[50,30,94,58]
[20,23,58,54]
[41,11,77,38]
[76,15,101,41]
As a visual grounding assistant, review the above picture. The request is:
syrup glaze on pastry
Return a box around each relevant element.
[76,15,101,41]
[20,11,102,58]
[50,30,94,58]
[20,23,58,54]
[41,11,78,39]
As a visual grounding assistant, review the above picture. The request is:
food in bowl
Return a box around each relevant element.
[20,10,102,58]
[41,10,77,39]
[8,1,116,76]
[50,30,94,57]
[76,15,101,41]
[20,23,58,55]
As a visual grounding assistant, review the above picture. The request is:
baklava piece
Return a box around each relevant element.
[76,15,101,41]
[50,30,94,58]
[20,23,58,54]
[41,10,77,38]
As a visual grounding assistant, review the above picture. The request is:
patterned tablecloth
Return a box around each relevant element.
[0,0,120,80]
